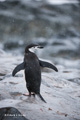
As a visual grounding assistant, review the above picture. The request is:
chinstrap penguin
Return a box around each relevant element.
[12,43,58,103]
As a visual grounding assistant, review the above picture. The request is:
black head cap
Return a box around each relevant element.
[25,43,43,53]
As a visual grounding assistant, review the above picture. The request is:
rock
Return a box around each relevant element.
[0,51,23,80]
[0,107,28,120]
[0,52,80,120]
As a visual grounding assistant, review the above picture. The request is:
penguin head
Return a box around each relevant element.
[25,43,43,53]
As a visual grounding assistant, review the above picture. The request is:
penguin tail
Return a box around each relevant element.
[37,93,47,103]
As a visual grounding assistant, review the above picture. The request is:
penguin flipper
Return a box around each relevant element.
[39,60,58,72]
[12,62,25,76]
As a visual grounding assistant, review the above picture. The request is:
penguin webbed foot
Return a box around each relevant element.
[23,93,35,97]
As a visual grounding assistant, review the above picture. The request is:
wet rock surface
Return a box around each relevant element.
[0,51,80,120]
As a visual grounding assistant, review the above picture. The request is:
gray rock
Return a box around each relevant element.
[0,52,80,120]
[0,107,28,120]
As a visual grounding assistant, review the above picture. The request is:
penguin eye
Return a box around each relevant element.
[34,46,37,49]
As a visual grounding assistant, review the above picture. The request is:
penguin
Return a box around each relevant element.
[12,43,58,103]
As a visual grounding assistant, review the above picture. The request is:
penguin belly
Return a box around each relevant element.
[24,61,41,94]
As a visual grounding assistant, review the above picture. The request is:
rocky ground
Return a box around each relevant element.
[0,50,80,120]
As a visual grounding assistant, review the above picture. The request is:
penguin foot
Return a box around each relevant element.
[23,93,31,96]
[23,93,35,97]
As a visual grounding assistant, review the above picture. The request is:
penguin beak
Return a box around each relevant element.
[37,46,44,49]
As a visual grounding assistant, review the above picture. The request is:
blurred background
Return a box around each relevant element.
[0,0,80,68]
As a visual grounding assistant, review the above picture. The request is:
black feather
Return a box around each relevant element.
[12,62,25,76]
[39,60,58,72]
[37,93,46,103]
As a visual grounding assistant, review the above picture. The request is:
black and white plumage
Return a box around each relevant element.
[12,43,58,103]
